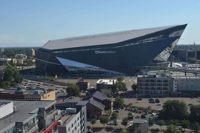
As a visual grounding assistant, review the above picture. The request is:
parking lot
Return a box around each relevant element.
[124,97,200,111]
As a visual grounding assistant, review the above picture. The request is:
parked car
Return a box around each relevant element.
[149,98,155,103]
[155,98,160,103]
[137,97,142,100]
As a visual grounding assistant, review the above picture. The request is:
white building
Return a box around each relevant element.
[0,101,14,119]
[96,79,117,96]
[173,76,200,95]
[57,109,85,133]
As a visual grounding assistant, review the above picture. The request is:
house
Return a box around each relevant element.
[92,91,113,111]
[86,97,105,119]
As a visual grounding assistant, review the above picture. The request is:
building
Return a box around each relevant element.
[0,101,13,119]
[96,79,116,96]
[169,44,200,62]
[36,24,187,75]
[92,91,113,111]
[0,87,56,101]
[172,76,200,95]
[76,79,90,91]
[137,74,173,97]
[132,119,149,133]
[0,100,59,133]
[86,97,105,119]
[56,97,104,120]
[0,66,4,81]
[56,99,87,133]
[13,54,27,65]
[57,106,87,133]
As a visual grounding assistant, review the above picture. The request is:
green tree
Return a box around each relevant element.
[110,112,118,120]
[190,105,200,122]
[128,112,133,120]
[0,64,23,88]
[165,124,181,133]
[192,122,200,132]
[120,129,129,133]
[131,84,137,92]
[66,84,80,96]
[181,120,189,128]
[159,100,188,120]
[121,118,128,126]
[117,77,124,82]
[91,119,96,125]
[115,81,127,92]
[99,115,109,124]
[114,97,124,109]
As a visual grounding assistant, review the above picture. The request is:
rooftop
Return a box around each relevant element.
[92,91,110,101]
[0,87,54,95]
[0,100,55,131]
[96,79,116,85]
[0,101,10,107]
[88,98,105,111]
[42,25,182,50]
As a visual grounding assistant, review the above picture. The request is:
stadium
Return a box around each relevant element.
[36,24,187,76]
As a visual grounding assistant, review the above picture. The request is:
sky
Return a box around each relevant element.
[0,0,199,47]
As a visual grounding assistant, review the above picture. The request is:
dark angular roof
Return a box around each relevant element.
[88,98,105,111]
[92,91,110,101]
[42,25,183,50]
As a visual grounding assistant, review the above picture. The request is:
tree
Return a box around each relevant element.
[120,129,129,133]
[110,112,118,120]
[190,105,200,122]
[99,115,109,124]
[117,77,124,82]
[159,100,188,120]
[91,119,96,125]
[114,97,124,109]
[115,81,127,92]
[121,118,128,126]
[66,84,80,96]
[0,64,23,88]
[165,124,181,133]
[128,112,133,120]
[192,122,200,132]
[131,84,137,92]
[181,120,189,128]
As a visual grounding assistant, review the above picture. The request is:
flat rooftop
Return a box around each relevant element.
[0,100,55,132]
[59,114,76,126]
[96,79,116,85]
[0,87,54,95]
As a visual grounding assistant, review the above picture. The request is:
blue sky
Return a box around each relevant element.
[0,0,199,47]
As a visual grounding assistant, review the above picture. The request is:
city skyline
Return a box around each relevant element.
[0,0,199,47]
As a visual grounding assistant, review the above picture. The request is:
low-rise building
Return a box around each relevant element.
[0,87,56,101]
[0,101,13,119]
[137,74,173,97]
[56,99,87,133]
[132,119,148,133]
[92,91,113,111]
[86,97,105,119]
[0,100,59,133]
[173,76,200,95]
[96,79,116,96]
[76,81,90,91]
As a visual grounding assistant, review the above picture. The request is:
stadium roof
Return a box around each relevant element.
[42,25,184,50]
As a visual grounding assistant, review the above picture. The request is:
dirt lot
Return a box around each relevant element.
[124,97,200,111]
